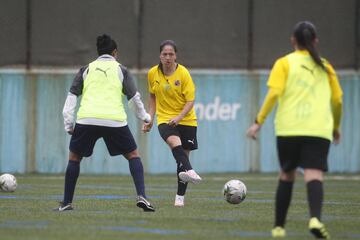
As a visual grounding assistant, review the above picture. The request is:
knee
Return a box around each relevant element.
[279,170,296,182]
[125,149,140,160]
[304,169,323,182]
[166,136,182,149]
[69,151,82,162]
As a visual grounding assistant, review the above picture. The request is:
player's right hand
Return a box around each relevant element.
[65,124,74,135]
[246,123,261,140]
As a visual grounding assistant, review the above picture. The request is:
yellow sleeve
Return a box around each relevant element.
[326,62,343,100]
[147,67,156,94]
[256,88,281,124]
[181,68,195,101]
[267,57,289,93]
[325,62,343,130]
[255,57,288,124]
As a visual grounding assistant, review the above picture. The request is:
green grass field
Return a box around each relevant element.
[0,173,359,240]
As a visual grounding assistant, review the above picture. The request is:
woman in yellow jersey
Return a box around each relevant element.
[247,22,342,239]
[143,40,202,207]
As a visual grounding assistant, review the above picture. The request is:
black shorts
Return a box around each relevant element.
[277,136,330,172]
[69,123,137,157]
[158,123,198,150]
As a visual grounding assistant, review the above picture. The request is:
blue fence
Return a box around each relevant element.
[0,69,359,174]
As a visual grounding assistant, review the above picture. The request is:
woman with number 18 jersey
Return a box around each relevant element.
[142,40,202,207]
[247,22,343,239]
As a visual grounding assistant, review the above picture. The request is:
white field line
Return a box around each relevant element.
[16,175,360,181]
[211,175,360,181]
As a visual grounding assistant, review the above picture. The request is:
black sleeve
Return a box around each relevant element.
[69,65,88,96]
[120,65,137,100]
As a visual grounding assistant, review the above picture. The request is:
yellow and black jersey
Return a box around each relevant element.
[256,50,343,140]
[148,64,197,126]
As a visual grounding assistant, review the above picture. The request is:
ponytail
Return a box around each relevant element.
[293,21,327,72]
[158,62,164,75]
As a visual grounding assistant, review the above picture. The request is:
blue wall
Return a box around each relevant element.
[0,69,359,174]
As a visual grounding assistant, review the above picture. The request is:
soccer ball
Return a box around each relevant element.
[0,173,17,192]
[223,179,247,204]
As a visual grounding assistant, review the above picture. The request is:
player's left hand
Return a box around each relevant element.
[142,121,153,132]
[168,116,181,127]
[246,123,261,140]
[333,129,341,145]
[143,113,152,123]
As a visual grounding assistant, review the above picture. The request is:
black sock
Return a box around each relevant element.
[176,162,188,196]
[307,180,323,220]
[275,180,294,227]
[171,145,192,170]
[129,157,146,197]
[63,160,80,205]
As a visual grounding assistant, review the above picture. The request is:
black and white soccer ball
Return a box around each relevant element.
[0,173,17,192]
[223,179,247,204]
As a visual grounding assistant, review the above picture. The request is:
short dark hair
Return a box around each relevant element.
[96,34,117,55]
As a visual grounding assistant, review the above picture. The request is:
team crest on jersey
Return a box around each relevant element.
[174,80,180,86]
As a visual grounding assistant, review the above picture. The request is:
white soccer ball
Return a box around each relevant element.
[0,173,17,192]
[223,179,247,204]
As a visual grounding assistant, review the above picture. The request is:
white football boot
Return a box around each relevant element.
[174,194,185,207]
[178,169,202,184]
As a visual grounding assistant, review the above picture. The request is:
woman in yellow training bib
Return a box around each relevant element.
[247,21,343,239]
[58,34,155,212]
[143,40,202,207]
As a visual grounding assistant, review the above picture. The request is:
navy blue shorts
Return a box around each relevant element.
[277,136,330,172]
[69,123,137,157]
[158,123,198,150]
